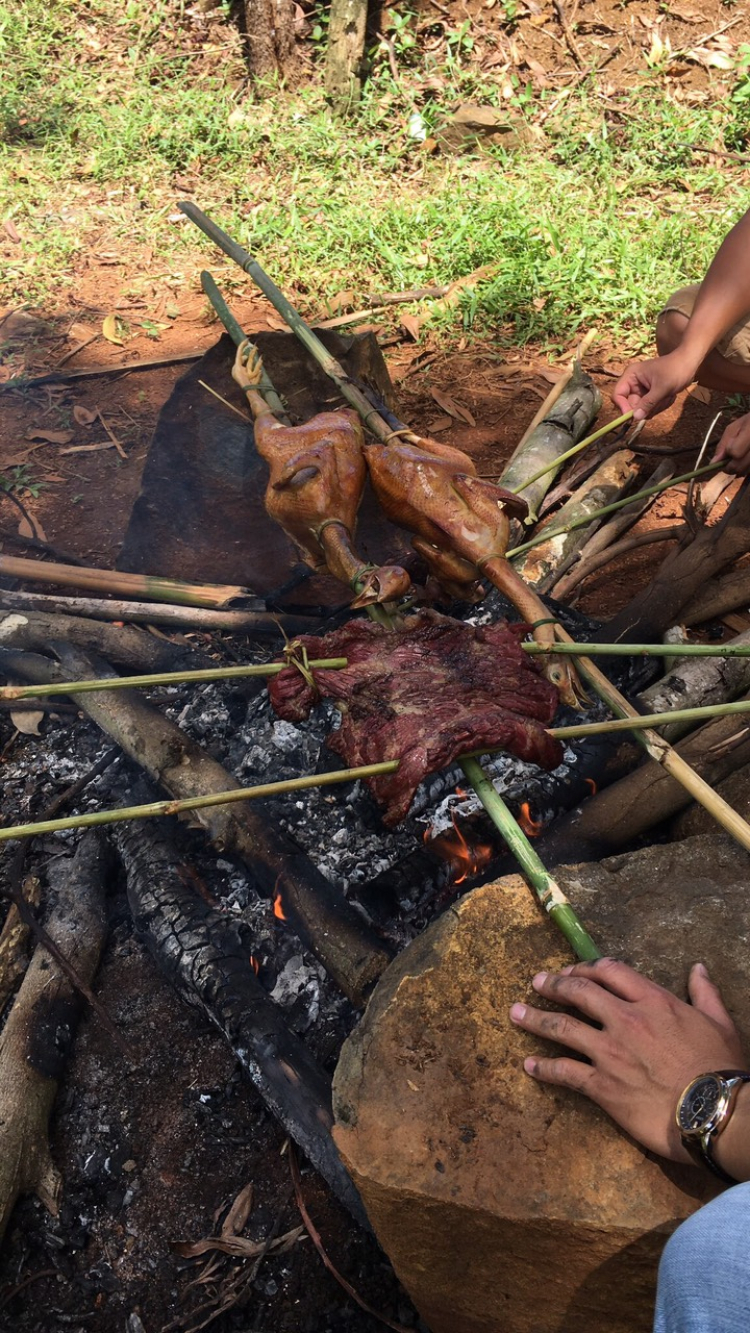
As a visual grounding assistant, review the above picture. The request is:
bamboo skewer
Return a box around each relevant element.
[507,460,723,560]
[459,758,601,960]
[525,641,750,660]
[551,623,750,854]
[549,699,750,740]
[506,410,634,495]
[0,659,348,701]
[0,761,400,843]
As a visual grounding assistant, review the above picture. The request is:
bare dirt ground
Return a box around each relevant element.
[2,0,750,1328]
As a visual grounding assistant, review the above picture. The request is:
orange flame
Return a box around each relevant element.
[273,878,287,922]
[584,777,598,797]
[425,809,493,885]
[518,802,543,838]
[249,955,260,975]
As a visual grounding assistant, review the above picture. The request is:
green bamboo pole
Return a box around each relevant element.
[181,202,405,448]
[506,411,634,494]
[0,554,253,610]
[507,460,722,559]
[0,760,400,843]
[0,659,348,701]
[524,641,750,660]
[200,270,289,420]
[549,698,750,740]
[459,757,600,960]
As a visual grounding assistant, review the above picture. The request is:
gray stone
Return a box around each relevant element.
[333,834,750,1333]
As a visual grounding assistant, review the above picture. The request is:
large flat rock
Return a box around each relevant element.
[333,834,750,1333]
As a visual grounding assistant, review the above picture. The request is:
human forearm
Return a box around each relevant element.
[677,209,750,374]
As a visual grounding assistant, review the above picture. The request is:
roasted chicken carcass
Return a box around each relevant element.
[232,342,410,609]
[364,434,585,707]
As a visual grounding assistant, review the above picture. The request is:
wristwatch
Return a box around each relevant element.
[676,1070,750,1184]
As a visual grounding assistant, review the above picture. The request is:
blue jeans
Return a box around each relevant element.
[654,1183,750,1331]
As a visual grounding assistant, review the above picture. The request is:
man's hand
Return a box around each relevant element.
[613,350,697,420]
[509,958,745,1162]
[714,411,750,475]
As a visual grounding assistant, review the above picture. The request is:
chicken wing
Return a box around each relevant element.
[364,435,584,706]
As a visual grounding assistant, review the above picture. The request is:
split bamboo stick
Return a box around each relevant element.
[552,623,750,854]
[549,699,750,740]
[506,410,634,495]
[507,460,723,560]
[0,761,400,844]
[0,659,348,701]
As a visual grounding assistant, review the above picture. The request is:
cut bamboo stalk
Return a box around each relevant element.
[547,458,676,598]
[506,411,633,495]
[507,460,722,560]
[513,450,638,588]
[552,623,750,854]
[499,362,602,522]
[0,554,254,609]
[0,658,348,701]
[0,761,400,844]
[503,335,596,470]
[459,757,600,961]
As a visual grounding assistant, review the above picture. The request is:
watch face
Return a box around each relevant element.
[678,1075,724,1134]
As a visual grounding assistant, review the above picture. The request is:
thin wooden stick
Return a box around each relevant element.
[552,623,750,854]
[0,761,400,843]
[459,757,600,960]
[508,461,722,559]
[0,659,348,701]
[506,411,633,495]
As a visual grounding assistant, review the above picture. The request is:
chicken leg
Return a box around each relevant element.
[232,342,410,609]
[364,436,585,707]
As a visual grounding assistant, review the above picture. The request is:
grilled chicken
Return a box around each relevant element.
[364,435,585,707]
[232,342,410,609]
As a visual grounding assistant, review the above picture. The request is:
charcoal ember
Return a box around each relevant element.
[269,611,563,826]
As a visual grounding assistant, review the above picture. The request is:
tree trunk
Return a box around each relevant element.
[244,0,298,81]
[325,0,369,111]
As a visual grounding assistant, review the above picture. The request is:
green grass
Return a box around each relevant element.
[1,0,749,349]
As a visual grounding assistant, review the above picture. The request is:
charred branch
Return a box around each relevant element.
[110,815,368,1227]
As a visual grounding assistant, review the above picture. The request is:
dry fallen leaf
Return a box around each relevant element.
[425,415,454,433]
[221,1183,254,1239]
[684,46,735,69]
[11,709,44,736]
[400,313,422,341]
[430,387,476,426]
[17,514,47,542]
[73,404,99,426]
[102,313,124,345]
[25,429,74,445]
[689,384,712,403]
[3,219,21,244]
[68,321,92,343]
[172,1225,303,1261]
[265,313,288,331]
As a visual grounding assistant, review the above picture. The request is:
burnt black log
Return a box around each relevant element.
[110,815,368,1226]
[0,644,393,1006]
